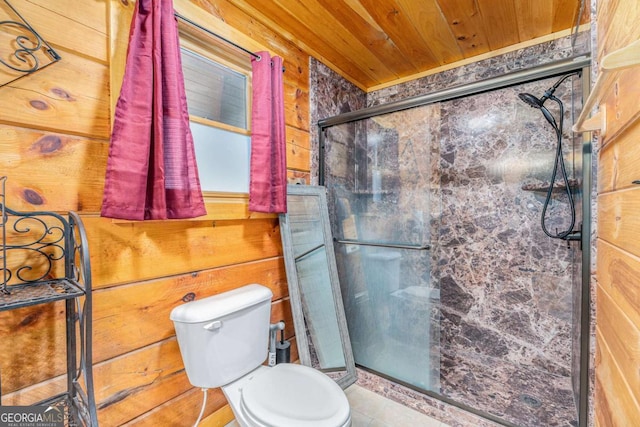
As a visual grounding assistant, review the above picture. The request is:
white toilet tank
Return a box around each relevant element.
[170,284,273,389]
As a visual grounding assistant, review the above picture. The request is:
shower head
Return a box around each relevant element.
[518,93,543,108]
[518,72,580,124]
[519,92,558,129]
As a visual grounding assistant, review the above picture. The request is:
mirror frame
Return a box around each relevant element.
[279,184,357,389]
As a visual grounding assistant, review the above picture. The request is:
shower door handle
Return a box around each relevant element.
[334,239,430,251]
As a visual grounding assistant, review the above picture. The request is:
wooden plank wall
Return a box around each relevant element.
[0,0,310,425]
[594,0,640,425]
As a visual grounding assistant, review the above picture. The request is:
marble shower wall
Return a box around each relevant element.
[311,32,590,427]
[434,77,581,427]
[309,59,367,185]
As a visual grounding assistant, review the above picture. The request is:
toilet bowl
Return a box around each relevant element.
[170,284,351,427]
[223,364,351,427]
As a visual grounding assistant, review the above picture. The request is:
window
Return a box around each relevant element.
[189,121,249,193]
[179,38,252,194]
[181,48,247,128]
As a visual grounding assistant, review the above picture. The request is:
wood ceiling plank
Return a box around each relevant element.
[316,0,421,77]
[343,0,384,31]
[269,0,398,81]
[225,0,381,87]
[395,0,463,65]
[552,0,581,33]
[357,0,441,70]
[434,0,491,58]
[201,0,587,90]
[514,0,554,41]
[476,0,521,49]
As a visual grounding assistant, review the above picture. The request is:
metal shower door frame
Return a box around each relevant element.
[318,55,593,427]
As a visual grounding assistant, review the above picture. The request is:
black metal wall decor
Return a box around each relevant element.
[0,0,61,87]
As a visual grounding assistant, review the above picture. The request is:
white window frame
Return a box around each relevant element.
[178,28,253,197]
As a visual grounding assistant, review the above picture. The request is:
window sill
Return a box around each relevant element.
[109,192,277,223]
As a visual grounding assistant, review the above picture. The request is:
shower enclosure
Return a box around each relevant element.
[319,58,591,427]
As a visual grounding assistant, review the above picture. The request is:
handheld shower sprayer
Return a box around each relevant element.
[518,93,557,128]
[518,72,581,241]
[518,73,578,128]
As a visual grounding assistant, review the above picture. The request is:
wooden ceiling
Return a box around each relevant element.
[224,0,589,90]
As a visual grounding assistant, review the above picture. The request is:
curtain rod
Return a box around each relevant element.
[174,12,262,61]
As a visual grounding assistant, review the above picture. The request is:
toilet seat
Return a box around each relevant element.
[239,363,351,427]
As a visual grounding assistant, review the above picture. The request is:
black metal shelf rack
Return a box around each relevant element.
[0,176,98,426]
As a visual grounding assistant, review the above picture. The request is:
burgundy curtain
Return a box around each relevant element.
[101,0,206,220]
[249,52,287,213]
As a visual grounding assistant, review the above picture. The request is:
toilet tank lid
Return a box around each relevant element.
[170,284,273,323]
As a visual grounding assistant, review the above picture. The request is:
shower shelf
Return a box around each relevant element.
[573,38,640,137]
[521,179,579,193]
[351,189,393,195]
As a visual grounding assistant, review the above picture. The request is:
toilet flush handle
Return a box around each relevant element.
[203,320,222,331]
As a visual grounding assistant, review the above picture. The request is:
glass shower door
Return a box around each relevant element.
[325,106,441,392]
[322,73,584,427]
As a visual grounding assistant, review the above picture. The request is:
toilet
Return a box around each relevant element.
[170,284,352,427]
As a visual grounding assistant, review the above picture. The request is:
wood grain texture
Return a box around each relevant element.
[3,0,108,63]
[597,0,640,60]
[600,68,640,144]
[357,0,440,70]
[598,188,640,258]
[122,386,228,426]
[515,0,553,40]
[95,339,192,426]
[434,0,491,58]
[217,0,587,89]
[598,119,640,194]
[552,0,582,33]
[266,0,398,81]
[472,0,520,50]
[0,301,67,393]
[2,372,67,407]
[85,217,281,287]
[287,170,310,186]
[200,404,236,427]
[0,52,110,138]
[595,0,620,62]
[109,0,135,126]
[594,363,615,427]
[286,141,311,172]
[92,261,290,362]
[315,0,420,76]
[595,327,640,425]
[594,0,640,423]
[284,82,310,132]
[394,0,462,64]
[598,241,640,331]
[3,333,298,424]
[286,125,310,151]
[201,196,277,221]
[0,126,108,212]
[596,285,640,406]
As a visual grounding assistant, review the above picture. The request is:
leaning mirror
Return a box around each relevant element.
[279,184,356,388]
